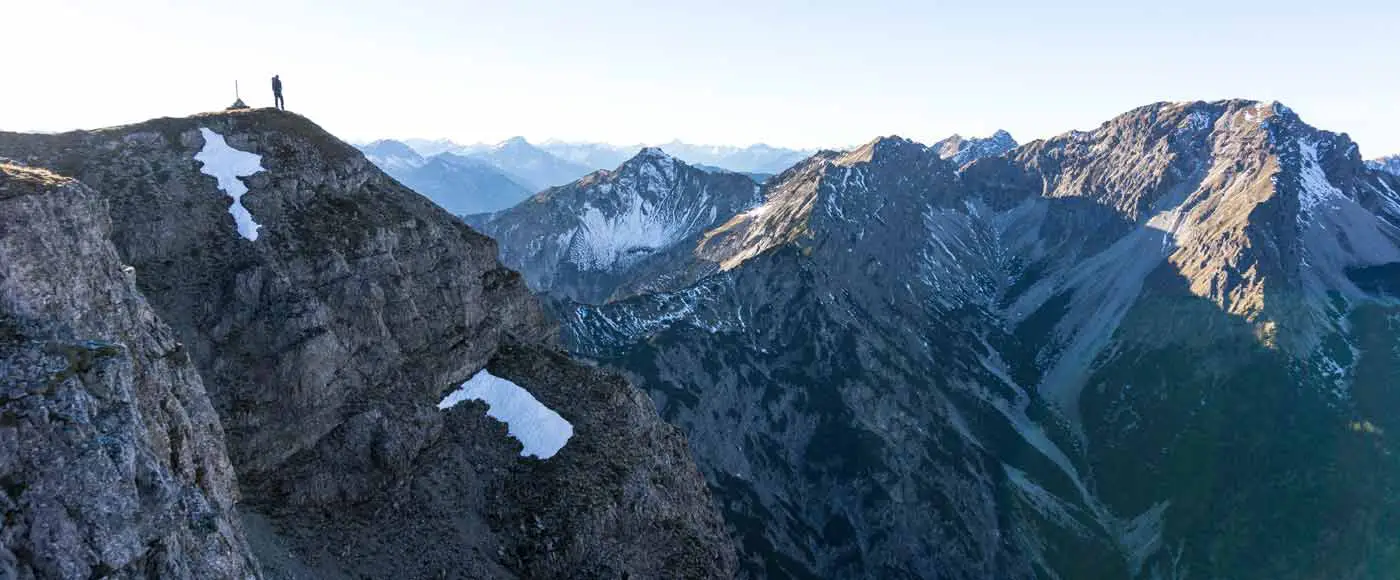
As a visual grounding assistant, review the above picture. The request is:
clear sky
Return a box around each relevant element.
[5,0,1397,155]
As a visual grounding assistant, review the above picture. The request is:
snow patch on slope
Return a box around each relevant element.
[195,127,265,241]
[567,157,719,271]
[1297,138,1347,224]
[439,369,573,459]
[570,194,706,270]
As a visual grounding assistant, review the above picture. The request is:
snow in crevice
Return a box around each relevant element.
[195,128,265,241]
[438,369,573,459]
[917,205,997,309]
[1176,110,1212,136]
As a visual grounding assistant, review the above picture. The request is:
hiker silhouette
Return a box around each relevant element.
[272,75,284,111]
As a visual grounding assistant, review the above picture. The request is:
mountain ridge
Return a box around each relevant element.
[0,108,737,579]
[485,98,1400,579]
[470,146,762,304]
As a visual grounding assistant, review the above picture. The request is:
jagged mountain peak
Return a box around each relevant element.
[957,96,1400,366]
[933,129,1018,166]
[984,98,1356,224]
[695,136,959,272]
[565,145,688,194]
[635,145,670,159]
[836,135,930,166]
[473,140,761,303]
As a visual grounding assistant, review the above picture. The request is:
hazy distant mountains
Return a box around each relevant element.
[471,137,596,191]
[359,140,533,215]
[1370,154,1400,176]
[528,140,814,176]
[538,142,638,172]
[361,136,813,215]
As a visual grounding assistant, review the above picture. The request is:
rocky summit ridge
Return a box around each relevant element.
[0,109,735,579]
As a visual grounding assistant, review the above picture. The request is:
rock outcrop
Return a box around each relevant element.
[0,162,257,578]
[0,109,734,578]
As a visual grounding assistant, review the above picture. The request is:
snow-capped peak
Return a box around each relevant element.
[636,146,670,159]
[360,139,426,172]
[494,136,533,151]
[933,130,1018,167]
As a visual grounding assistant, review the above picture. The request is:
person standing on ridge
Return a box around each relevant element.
[271,75,284,111]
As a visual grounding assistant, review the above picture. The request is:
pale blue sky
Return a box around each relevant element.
[5,0,1397,155]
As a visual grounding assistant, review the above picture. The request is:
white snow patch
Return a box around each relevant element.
[195,128,265,241]
[570,198,687,270]
[438,369,573,459]
[567,175,715,271]
[1297,138,1346,223]
[1179,111,1211,134]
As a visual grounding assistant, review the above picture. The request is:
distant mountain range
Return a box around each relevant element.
[469,101,1400,579]
[534,140,814,175]
[1370,154,1400,176]
[360,136,817,216]
[359,140,533,215]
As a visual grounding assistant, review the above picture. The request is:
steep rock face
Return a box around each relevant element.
[512,101,1400,579]
[0,109,735,578]
[0,163,257,578]
[474,148,761,304]
[965,101,1400,404]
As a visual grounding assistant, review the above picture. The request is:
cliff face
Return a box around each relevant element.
[0,109,734,578]
[0,163,257,578]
